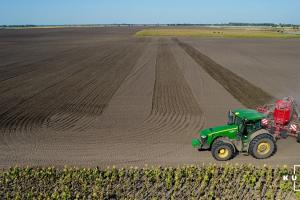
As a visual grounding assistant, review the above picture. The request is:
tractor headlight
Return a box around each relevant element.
[200,135,208,146]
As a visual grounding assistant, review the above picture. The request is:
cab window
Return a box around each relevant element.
[246,120,261,133]
[234,117,242,126]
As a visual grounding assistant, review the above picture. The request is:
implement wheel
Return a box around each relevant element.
[211,140,234,161]
[280,130,288,139]
[249,133,276,159]
[297,133,300,143]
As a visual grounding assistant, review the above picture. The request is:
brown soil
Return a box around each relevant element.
[180,38,300,100]
[174,38,273,108]
[0,28,300,168]
[0,28,146,133]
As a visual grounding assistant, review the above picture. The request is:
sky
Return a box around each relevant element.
[1,0,300,25]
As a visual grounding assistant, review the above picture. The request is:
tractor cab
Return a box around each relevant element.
[228,109,264,137]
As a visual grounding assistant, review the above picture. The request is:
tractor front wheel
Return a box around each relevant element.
[211,141,235,161]
[249,134,276,159]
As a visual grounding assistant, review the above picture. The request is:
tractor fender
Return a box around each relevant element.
[213,137,236,153]
[246,129,276,152]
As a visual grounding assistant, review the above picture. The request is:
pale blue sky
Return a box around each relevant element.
[1,0,299,25]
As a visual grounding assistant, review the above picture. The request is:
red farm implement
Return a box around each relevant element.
[257,96,300,142]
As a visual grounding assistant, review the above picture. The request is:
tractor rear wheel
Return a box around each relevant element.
[211,140,234,161]
[249,133,276,159]
[297,133,300,143]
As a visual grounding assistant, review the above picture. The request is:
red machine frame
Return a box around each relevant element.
[257,96,300,139]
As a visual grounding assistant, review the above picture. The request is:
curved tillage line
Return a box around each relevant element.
[0,39,133,96]
[0,54,110,150]
[45,88,100,131]
[173,38,274,109]
[40,45,133,131]
[45,74,105,131]
[135,114,203,144]
[0,44,121,133]
[0,38,147,134]
[0,46,97,95]
[0,46,102,127]
[89,38,204,144]
[48,40,147,131]
[129,39,204,143]
[0,64,91,133]
[0,47,81,82]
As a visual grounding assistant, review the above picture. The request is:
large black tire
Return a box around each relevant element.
[249,133,277,159]
[211,141,235,161]
[297,133,300,143]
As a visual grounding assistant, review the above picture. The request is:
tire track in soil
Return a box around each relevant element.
[131,38,205,143]
[173,38,274,108]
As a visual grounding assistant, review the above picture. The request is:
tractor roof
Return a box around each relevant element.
[232,108,265,121]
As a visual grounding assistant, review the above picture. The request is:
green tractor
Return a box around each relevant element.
[192,109,277,161]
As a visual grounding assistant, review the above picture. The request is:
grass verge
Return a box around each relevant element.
[136,28,300,39]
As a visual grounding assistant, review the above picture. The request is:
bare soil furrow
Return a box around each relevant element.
[1,28,300,168]
[152,40,202,115]
[0,47,81,82]
[128,38,204,143]
[0,39,147,132]
[46,44,144,131]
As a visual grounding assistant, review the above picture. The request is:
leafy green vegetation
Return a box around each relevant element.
[136,28,300,39]
[0,164,298,199]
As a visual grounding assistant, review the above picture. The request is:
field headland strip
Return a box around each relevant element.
[136,28,300,39]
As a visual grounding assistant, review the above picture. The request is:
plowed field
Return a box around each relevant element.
[0,27,300,167]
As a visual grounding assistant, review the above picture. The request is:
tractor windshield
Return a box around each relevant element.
[234,117,243,126]
[228,110,244,126]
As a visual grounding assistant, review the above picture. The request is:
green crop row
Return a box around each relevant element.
[0,164,299,200]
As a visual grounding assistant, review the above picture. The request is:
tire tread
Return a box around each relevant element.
[249,133,277,159]
[211,140,235,161]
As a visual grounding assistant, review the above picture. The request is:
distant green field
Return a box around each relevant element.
[136,28,300,38]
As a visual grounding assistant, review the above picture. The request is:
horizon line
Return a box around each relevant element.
[1,22,300,26]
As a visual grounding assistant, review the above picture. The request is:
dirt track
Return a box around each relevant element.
[0,28,300,167]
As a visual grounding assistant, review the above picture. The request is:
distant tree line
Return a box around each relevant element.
[166,23,299,28]
[0,25,37,27]
[0,23,299,29]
